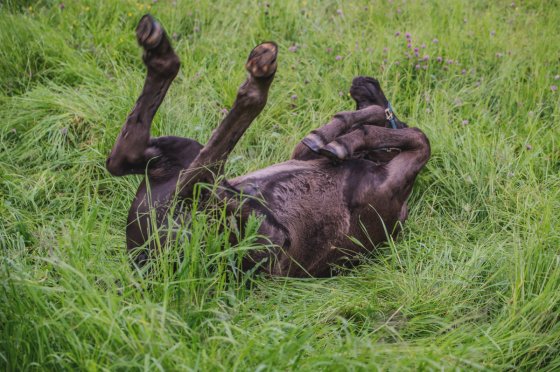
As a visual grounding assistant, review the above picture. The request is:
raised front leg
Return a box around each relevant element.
[177,42,278,198]
[292,76,405,160]
[106,14,180,176]
[292,105,388,160]
[320,125,430,202]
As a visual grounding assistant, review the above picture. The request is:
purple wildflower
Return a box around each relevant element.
[422,55,429,61]
[383,47,388,53]
[335,55,343,61]
[461,69,466,75]
[525,144,533,150]
[415,64,421,70]
[421,43,426,49]
[288,44,298,52]
[221,108,229,114]
[405,32,411,39]
[552,85,558,92]
[447,59,454,64]
[490,30,496,36]
[291,94,298,100]
[462,120,469,125]
[436,56,443,63]
[326,47,333,53]
[59,2,65,10]
[432,38,439,44]
[407,43,412,49]
[336,9,343,16]
[395,31,401,36]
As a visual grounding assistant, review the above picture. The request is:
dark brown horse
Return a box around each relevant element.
[106,15,430,277]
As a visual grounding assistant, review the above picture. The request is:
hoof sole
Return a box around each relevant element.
[245,42,278,78]
[136,14,164,50]
[301,132,326,153]
[318,142,347,161]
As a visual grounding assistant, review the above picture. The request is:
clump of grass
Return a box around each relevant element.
[1,0,559,370]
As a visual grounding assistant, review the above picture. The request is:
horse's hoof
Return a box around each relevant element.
[245,42,278,78]
[318,141,348,160]
[301,132,326,153]
[136,14,164,50]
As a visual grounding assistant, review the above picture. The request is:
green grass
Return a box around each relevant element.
[1,0,559,370]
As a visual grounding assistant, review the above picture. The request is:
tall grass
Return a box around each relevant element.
[1,0,559,369]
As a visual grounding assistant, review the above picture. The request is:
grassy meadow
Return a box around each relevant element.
[1,0,559,369]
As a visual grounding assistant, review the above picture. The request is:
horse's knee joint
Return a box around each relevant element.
[333,112,352,125]
[410,128,430,151]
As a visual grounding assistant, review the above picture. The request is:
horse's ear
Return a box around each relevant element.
[349,76,409,128]
[349,76,389,110]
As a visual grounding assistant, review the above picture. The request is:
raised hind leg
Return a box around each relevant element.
[106,14,184,177]
[177,42,278,198]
